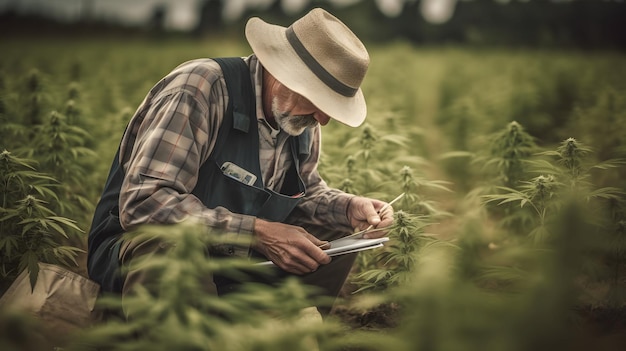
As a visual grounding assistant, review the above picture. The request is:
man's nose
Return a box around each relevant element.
[314,112,331,126]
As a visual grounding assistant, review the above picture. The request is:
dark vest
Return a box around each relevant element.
[87,57,311,293]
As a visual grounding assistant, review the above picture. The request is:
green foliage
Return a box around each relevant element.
[478,136,626,311]
[459,120,538,196]
[394,165,452,216]
[23,69,46,126]
[19,110,97,216]
[338,122,410,196]
[68,222,346,351]
[0,62,99,226]
[345,185,623,351]
[0,150,83,292]
[572,87,626,162]
[352,211,434,292]
[0,308,48,351]
[485,121,538,188]
[351,164,451,293]
[386,239,576,351]
[2,37,626,350]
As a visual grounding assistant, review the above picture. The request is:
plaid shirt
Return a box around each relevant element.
[117,55,354,255]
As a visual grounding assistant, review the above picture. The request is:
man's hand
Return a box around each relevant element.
[347,196,395,238]
[253,219,331,274]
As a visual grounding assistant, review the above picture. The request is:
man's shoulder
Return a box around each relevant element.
[170,57,251,78]
[167,58,224,86]
[172,58,220,73]
[152,59,226,104]
[146,56,254,111]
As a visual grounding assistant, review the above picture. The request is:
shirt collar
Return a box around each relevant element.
[246,54,280,133]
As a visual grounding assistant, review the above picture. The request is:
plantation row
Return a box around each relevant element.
[1,37,626,350]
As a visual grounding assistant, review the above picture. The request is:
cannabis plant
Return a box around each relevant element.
[70,221,345,351]
[395,165,451,216]
[0,150,83,292]
[487,121,538,188]
[482,174,563,244]
[544,138,626,306]
[482,137,626,309]
[19,110,96,218]
[20,69,51,128]
[352,211,433,292]
[440,121,539,238]
[350,164,451,281]
[465,120,538,197]
[341,123,408,196]
[388,224,576,351]
[352,195,602,351]
[453,121,535,193]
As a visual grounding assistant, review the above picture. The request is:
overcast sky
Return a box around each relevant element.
[0,0,460,30]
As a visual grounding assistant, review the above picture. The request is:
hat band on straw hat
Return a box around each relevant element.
[285,27,358,98]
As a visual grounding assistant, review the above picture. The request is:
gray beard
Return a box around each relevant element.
[278,113,318,136]
[272,99,318,136]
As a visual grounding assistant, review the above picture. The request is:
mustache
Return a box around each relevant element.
[282,113,318,129]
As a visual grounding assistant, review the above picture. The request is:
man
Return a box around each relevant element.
[87,8,394,308]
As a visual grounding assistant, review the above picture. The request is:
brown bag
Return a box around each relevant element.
[0,262,102,346]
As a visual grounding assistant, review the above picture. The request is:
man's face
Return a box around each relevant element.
[271,85,331,136]
[272,97,318,136]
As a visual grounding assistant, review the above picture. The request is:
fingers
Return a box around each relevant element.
[364,207,394,239]
[274,240,330,274]
[377,205,395,227]
[367,212,382,227]
[253,220,331,275]
[349,197,380,229]
[317,241,331,250]
[349,196,396,238]
[280,248,328,274]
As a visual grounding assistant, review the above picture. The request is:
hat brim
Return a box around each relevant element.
[245,17,366,128]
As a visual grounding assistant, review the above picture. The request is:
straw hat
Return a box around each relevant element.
[245,8,369,127]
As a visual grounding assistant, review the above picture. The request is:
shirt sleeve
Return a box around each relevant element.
[118,90,254,257]
[286,125,354,234]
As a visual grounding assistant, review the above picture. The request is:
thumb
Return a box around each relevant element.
[364,201,382,226]
[368,213,382,226]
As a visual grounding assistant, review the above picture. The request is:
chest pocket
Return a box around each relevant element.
[191,57,311,223]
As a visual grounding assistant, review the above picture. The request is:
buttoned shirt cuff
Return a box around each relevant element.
[212,213,255,257]
[230,213,255,257]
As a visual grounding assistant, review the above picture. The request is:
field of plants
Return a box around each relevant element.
[1,34,626,351]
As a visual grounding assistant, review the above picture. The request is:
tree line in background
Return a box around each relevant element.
[221,0,626,49]
[1,0,625,50]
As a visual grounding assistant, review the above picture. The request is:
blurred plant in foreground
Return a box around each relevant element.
[67,221,354,351]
